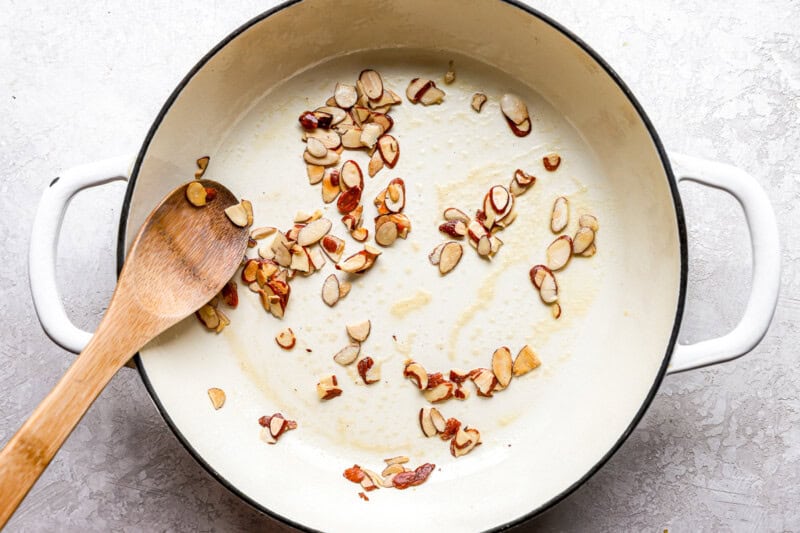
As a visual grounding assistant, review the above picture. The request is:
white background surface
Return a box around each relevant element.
[1,1,798,531]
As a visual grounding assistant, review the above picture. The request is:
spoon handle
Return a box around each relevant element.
[0,308,149,528]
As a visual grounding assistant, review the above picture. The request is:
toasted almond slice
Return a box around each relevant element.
[315,106,347,125]
[546,235,573,271]
[337,186,362,214]
[306,137,327,158]
[359,69,384,101]
[375,218,398,247]
[239,199,252,225]
[361,468,386,489]
[334,82,357,108]
[551,302,562,319]
[492,346,513,388]
[341,205,363,232]
[500,93,529,125]
[360,123,383,149]
[339,280,352,298]
[351,226,369,242]
[489,185,510,212]
[377,135,399,168]
[304,149,340,166]
[357,356,380,384]
[320,235,345,263]
[351,105,371,126]
[258,246,274,261]
[333,343,361,366]
[321,274,341,307]
[346,320,371,342]
[340,160,363,190]
[250,226,276,240]
[308,247,326,271]
[340,127,363,149]
[275,328,296,349]
[423,382,454,403]
[384,178,406,213]
[224,203,249,227]
[269,415,288,438]
[289,244,312,273]
[528,264,551,289]
[450,427,481,457]
[581,242,597,257]
[513,345,541,376]
[443,207,470,224]
[510,168,536,196]
[305,128,342,150]
[419,86,445,105]
[551,196,569,233]
[444,60,456,84]
[304,164,324,186]
[317,375,342,400]
[438,242,463,274]
[322,169,341,203]
[543,152,561,171]
[573,226,595,255]
[471,92,487,112]
[406,78,432,103]
[579,214,599,231]
[454,385,470,400]
[260,426,277,444]
[438,220,467,239]
[476,235,491,258]
[428,242,446,266]
[539,269,559,304]
[403,361,428,390]
[382,464,405,477]
[297,218,332,246]
[195,156,210,179]
[186,181,207,206]
[384,456,410,466]
[489,235,504,255]
[471,368,497,397]
[430,408,446,433]
[294,210,313,224]
[370,113,393,133]
[207,387,226,409]
[368,150,384,177]
[508,117,532,137]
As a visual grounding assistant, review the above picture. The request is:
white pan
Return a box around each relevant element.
[28,1,781,531]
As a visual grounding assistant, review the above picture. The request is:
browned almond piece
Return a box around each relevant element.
[377,135,400,168]
[579,214,599,231]
[551,196,569,233]
[539,268,559,304]
[471,368,497,397]
[419,86,445,105]
[351,226,369,242]
[423,382,454,403]
[529,264,551,289]
[510,169,536,196]
[258,246,274,260]
[476,235,491,258]
[340,160,363,191]
[214,307,230,333]
[467,219,488,245]
[335,246,380,274]
[438,242,463,274]
[443,207,470,224]
[430,408,447,433]
[346,320,371,342]
[322,169,341,203]
[450,427,481,457]
[305,128,342,150]
[546,235,573,271]
[418,407,436,437]
[375,217,398,247]
[275,328,296,349]
[321,235,345,263]
[309,247,326,271]
[449,369,470,384]
[322,274,340,307]
[359,69,384,101]
[370,113,393,133]
[186,181,207,207]
[296,218,332,246]
[489,185,510,212]
[339,280,352,299]
[357,356,380,384]
[382,464,405,477]
[384,456,410,466]
[471,92,487,112]
[303,149,340,166]
[551,302,562,319]
[250,226,277,240]
[315,106,347,125]
[333,343,360,366]
[439,220,467,239]
[490,235,504,255]
[241,259,260,284]
[337,186,362,214]
[195,156,210,179]
[334,82,357,108]
[259,426,277,444]
[428,243,446,266]
[454,385,470,400]
[492,346,513,388]
[406,78,433,103]
[289,244,313,273]
[317,375,342,400]
[360,123,384,149]
[573,226,595,255]
[206,387,225,410]
[224,203,249,227]
[306,137,328,158]
[513,345,541,376]
[386,178,406,213]
[341,205,363,232]
[444,60,456,84]
[500,93,529,125]
[581,242,597,257]
[241,198,253,225]
[306,164,325,185]
[340,127,363,149]
[543,152,561,171]
[368,150,384,177]
[403,361,428,390]
[351,105,371,126]
[508,117,532,137]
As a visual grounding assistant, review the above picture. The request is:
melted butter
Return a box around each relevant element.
[390,290,432,319]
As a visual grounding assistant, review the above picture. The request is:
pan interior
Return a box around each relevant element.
[127,2,681,531]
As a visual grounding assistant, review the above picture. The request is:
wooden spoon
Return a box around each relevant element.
[0,179,249,526]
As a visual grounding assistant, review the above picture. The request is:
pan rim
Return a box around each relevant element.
[117,1,688,531]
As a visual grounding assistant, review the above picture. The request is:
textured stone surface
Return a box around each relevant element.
[1,1,798,531]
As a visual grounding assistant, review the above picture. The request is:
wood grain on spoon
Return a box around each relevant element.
[0,179,249,527]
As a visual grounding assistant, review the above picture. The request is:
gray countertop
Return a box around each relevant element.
[1,1,798,531]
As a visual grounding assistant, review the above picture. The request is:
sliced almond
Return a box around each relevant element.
[351,105,371,126]
[185,181,207,207]
[306,137,328,158]
[346,320,371,342]
[438,220,467,239]
[579,214,599,231]
[444,60,456,84]
[357,356,380,384]
[368,150,384,177]
[385,178,406,213]
[489,235,504,255]
[551,302,562,319]
[322,274,341,307]
[360,123,384,149]
[315,106,347,125]
[305,128,342,150]
[510,168,536,196]
[322,169,341,203]
[384,456,410,466]
[250,226,277,240]
[370,113,393,133]
[429,408,447,433]
[489,185,510,212]
[528,264,551,289]
[375,218,398,247]
[321,235,345,263]
[377,135,399,168]
[333,343,361,366]
[304,149,340,166]
[513,345,541,376]
[539,269,559,304]
[275,328,296,349]
[359,69,384,101]
[340,127,363,149]
[450,427,481,458]
[382,463,405,477]
[423,382,454,403]
[471,92,487,112]
[573,226,595,255]
[419,86,445,105]
[340,160,363,191]
[551,196,569,233]
[443,207,470,224]
[258,245,275,260]
[335,245,380,274]
[403,361,428,390]
[500,93,529,125]
[289,244,312,273]
[351,226,369,242]
[337,186,362,214]
[306,164,325,185]
[428,242,446,266]
[224,203,249,227]
[195,156,210,179]
[334,82,357,108]
[491,347,513,388]
[543,152,561,171]
[438,242,463,275]
[476,235,491,258]
[546,235,573,271]
[339,280,352,298]
[297,218,332,246]
[259,426,277,444]
[471,368,497,397]
[454,385,470,400]
[581,242,597,257]
[508,117,532,137]
[207,387,225,409]
[317,375,342,400]
[406,78,433,103]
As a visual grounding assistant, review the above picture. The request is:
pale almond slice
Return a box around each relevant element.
[239,199,253,225]
[306,137,328,158]
[289,244,313,273]
[467,219,488,246]
[406,78,432,103]
[351,105,371,126]
[260,426,277,445]
[207,387,226,410]
[489,185,511,212]
[275,328,296,349]
[315,106,347,125]
[489,235,504,255]
[384,178,406,213]
[573,226,595,255]
[297,218,332,247]
[491,346,513,388]
[360,123,384,149]
[357,356,380,384]
[450,427,481,458]
[528,264,551,289]
[377,135,399,168]
[186,182,207,207]
[471,368,497,397]
[359,69,384,101]
[370,113,393,133]
[304,149,340,166]
[509,117,532,137]
[419,86,445,105]
[476,235,491,258]
[546,235,573,271]
[224,203,249,227]
[543,152,561,171]
[443,207,470,224]
[333,343,361,365]
[322,169,341,203]
[209,308,227,333]
[550,196,569,233]
[579,214,599,231]
[334,82,357,108]
[269,415,288,439]
[340,127,363,149]
[539,269,559,304]
[382,463,405,477]
[321,274,340,307]
[308,247,326,271]
[305,128,342,150]
[471,92,487,112]
[258,245,275,260]
[346,320,371,342]
[444,60,456,84]
[551,302,562,319]
[340,160,363,190]
[250,226,277,240]
[361,468,385,489]
[438,242,463,274]
[510,168,536,196]
[339,280,352,298]
[581,242,597,257]
[423,382,454,403]
[351,226,369,242]
[384,456,410,466]
[368,150,384,177]
[195,156,210,179]
[428,242,446,266]
[429,408,446,433]
[403,361,428,390]
[307,164,325,185]
[500,93,529,125]
[317,375,343,400]
[375,218,398,247]
[513,345,541,376]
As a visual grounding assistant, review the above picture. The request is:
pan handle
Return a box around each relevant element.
[29,156,132,353]
[666,152,780,373]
